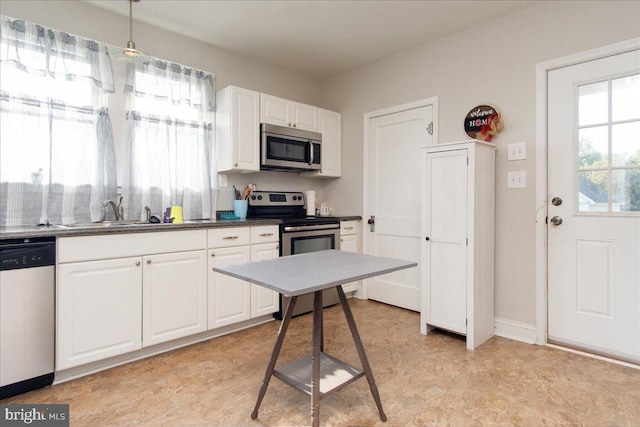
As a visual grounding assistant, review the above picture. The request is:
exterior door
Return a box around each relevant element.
[365,105,433,311]
[547,49,640,363]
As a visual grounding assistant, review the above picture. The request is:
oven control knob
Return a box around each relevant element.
[257,195,263,200]
[251,195,256,200]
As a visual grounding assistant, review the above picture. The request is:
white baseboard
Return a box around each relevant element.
[494,317,537,344]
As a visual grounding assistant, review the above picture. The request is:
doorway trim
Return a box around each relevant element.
[361,97,439,299]
[535,37,640,346]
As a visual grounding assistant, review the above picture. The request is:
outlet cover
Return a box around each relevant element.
[507,142,527,161]
[218,173,228,188]
[507,171,526,188]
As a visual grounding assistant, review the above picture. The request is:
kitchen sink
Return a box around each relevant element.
[56,220,153,228]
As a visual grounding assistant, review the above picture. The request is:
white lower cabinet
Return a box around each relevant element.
[208,245,251,329]
[339,220,361,293]
[57,257,143,371]
[142,250,207,347]
[207,225,279,329]
[250,242,279,317]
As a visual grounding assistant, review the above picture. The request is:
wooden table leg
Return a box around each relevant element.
[336,285,387,422]
[311,290,323,427]
[251,296,298,420]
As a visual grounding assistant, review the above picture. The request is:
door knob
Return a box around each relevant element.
[550,216,563,226]
[551,197,563,206]
[367,215,375,232]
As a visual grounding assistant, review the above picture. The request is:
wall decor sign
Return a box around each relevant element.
[464,105,504,142]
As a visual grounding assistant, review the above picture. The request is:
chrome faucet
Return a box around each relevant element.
[103,196,124,221]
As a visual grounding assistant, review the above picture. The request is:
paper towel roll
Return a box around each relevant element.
[305,191,316,216]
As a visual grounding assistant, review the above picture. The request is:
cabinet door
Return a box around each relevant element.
[339,233,360,293]
[232,87,260,171]
[424,149,468,334]
[260,93,290,127]
[291,101,318,132]
[301,108,341,178]
[57,258,142,370]
[142,250,207,347]
[208,246,251,329]
[250,242,279,317]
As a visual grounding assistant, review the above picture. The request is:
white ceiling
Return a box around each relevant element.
[88,0,540,79]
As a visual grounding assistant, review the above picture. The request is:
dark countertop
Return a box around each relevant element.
[0,218,282,241]
[0,216,362,241]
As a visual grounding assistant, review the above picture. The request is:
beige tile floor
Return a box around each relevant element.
[3,299,640,426]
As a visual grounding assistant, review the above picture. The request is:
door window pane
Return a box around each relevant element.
[612,122,640,167]
[578,126,609,169]
[612,168,640,212]
[612,74,640,122]
[578,171,609,212]
[578,81,608,126]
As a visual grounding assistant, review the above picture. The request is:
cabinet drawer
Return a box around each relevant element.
[58,230,207,263]
[340,221,358,235]
[208,227,250,248]
[251,225,279,244]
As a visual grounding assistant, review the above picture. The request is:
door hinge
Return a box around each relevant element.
[467,157,469,165]
[426,122,433,135]
[466,238,468,246]
[466,318,468,326]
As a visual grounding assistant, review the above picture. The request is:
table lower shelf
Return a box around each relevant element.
[273,352,364,398]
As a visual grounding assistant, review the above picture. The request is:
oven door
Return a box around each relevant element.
[276,224,340,319]
[281,225,340,256]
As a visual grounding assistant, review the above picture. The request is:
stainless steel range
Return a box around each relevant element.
[247,191,340,318]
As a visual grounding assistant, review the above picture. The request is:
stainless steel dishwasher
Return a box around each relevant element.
[0,237,55,399]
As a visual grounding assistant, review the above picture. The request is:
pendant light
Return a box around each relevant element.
[111,0,150,64]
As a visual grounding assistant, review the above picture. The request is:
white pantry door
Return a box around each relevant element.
[365,106,433,311]
[547,49,640,363]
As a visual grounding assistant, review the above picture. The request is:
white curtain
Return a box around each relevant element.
[123,60,216,220]
[0,15,116,226]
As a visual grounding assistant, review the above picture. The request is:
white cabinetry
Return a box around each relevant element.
[142,250,207,347]
[339,220,360,293]
[208,225,279,329]
[260,93,318,132]
[420,140,496,350]
[216,85,260,173]
[56,230,207,370]
[250,226,280,317]
[57,257,142,370]
[301,108,342,178]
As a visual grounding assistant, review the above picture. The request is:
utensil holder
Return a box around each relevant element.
[234,200,248,219]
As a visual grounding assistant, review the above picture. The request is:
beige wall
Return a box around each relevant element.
[320,1,640,326]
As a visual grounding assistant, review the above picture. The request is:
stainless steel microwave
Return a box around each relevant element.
[260,123,322,172]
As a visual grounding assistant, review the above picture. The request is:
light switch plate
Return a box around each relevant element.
[508,171,526,188]
[218,173,228,188]
[508,142,527,161]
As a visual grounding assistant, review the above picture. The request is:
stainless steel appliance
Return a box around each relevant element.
[0,237,55,399]
[247,191,340,318]
[260,123,322,172]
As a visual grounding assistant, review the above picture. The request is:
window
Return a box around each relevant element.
[0,16,116,226]
[123,60,215,220]
[577,74,640,213]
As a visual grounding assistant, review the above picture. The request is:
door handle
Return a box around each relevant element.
[367,215,375,232]
[550,216,563,226]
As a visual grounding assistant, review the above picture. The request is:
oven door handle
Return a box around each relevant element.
[283,224,339,232]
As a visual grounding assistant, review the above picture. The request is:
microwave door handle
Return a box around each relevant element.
[308,140,314,165]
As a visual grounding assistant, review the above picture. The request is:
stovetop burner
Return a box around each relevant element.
[247,191,339,225]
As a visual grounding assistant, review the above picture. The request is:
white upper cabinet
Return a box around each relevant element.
[260,93,318,132]
[301,108,341,178]
[216,86,260,173]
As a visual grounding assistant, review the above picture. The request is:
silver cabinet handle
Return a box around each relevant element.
[223,236,239,240]
[211,252,215,257]
[146,259,151,264]
[344,226,354,230]
[135,261,141,266]
[259,233,274,237]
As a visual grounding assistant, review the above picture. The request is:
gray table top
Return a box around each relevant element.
[211,249,417,297]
